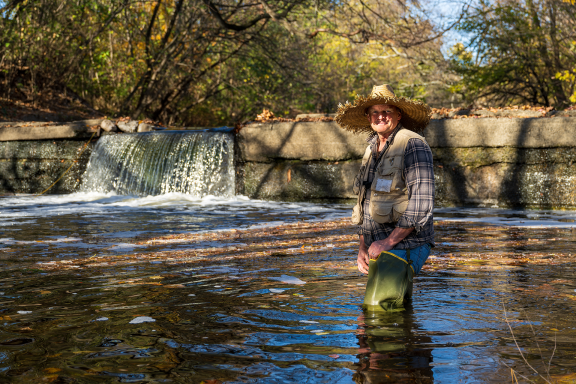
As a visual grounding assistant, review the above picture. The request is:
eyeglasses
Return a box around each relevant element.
[367,109,396,118]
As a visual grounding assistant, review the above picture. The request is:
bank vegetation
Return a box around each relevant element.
[0,0,575,126]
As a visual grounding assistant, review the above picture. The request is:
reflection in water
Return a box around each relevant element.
[1,197,576,382]
[354,307,433,383]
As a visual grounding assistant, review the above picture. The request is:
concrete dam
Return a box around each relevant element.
[1,117,576,209]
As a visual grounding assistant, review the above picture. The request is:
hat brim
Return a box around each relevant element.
[335,94,431,133]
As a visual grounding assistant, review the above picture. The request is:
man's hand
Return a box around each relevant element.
[357,247,370,274]
[366,227,415,263]
[368,239,394,260]
[357,235,370,274]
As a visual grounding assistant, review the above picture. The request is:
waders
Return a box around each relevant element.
[363,249,414,312]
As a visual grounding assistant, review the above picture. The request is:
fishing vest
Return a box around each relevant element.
[351,128,428,225]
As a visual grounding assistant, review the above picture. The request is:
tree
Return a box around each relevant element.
[449,0,576,108]
[0,0,456,126]
[0,0,313,125]
[304,0,463,107]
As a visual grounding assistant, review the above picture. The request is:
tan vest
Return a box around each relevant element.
[352,128,428,225]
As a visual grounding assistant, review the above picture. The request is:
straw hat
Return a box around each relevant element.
[335,84,431,133]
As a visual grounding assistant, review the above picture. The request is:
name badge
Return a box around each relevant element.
[375,179,392,192]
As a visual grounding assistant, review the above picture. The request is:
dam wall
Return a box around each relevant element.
[2,117,576,209]
[0,121,101,194]
[236,118,576,208]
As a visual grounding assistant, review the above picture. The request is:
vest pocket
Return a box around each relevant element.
[392,200,409,222]
[370,194,394,223]
[370,193,409,224]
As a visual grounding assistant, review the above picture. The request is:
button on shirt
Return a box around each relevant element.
[360,126,435,250]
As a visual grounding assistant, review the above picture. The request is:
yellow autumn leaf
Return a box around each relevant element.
[550,372,576,383]
[43,368,62,374]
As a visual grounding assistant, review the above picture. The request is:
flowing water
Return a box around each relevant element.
[1,132,576,383]
[1,195,576,383]
[81,131,234,197]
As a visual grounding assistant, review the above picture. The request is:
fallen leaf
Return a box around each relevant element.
[550,373,576,384]
[329,354,340,359]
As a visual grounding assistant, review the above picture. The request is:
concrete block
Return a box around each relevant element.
[239,118,576,163]
[434,162,576,208]
[0,158,87,194]
[239,160,360,200]
[431,147,576,167]
[295,113,336,120]
[237,122,368,162]
[494,109,544,118]
[0,140,96,160]
[0,139,95,194]
[0,120,102,141]
[425,117,576,148]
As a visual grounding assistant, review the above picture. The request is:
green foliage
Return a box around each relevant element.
[0,0,452,126]
[449,0,576,108]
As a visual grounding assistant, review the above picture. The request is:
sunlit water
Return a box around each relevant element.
[1,194,576,383]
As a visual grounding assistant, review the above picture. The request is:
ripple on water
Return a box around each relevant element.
[1,204,576,382]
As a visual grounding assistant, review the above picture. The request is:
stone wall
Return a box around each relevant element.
[3,117,576,208]
[0,120,101,195]
[236,117,576,208]
[0,139,97,194]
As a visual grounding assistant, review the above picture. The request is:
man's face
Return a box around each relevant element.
[366,104,401,136]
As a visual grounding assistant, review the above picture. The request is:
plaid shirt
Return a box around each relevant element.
[360,126,435,250]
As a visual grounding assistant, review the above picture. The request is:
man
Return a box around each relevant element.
[335,84,435,301]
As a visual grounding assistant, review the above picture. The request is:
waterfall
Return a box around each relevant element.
[81,131,235,197]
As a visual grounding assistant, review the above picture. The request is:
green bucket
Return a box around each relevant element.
[363,250,414,312]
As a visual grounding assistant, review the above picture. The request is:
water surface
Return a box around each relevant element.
[1,195,575,383]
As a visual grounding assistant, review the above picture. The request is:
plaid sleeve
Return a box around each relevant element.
[396,138,434,232]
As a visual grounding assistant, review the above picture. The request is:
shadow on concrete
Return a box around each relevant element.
[500,119,531,208]
[426,121,470,206]
[237,121,365,200]
[0,139,95,195]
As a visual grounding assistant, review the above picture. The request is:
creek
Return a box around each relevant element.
[0,130,575,383]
